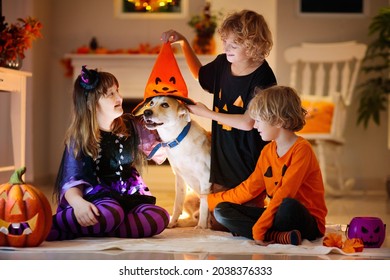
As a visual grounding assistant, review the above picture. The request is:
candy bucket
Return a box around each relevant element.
[346,217,386,248]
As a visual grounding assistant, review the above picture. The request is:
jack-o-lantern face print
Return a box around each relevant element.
[360,225,384,247]
[0,168,52,247]
[144,42,188,101]
[150,76,179,95]
[0,188,38,236]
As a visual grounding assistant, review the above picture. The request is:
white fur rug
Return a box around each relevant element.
[1,227,390,259]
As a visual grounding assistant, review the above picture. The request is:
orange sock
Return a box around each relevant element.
[265,230,302,245]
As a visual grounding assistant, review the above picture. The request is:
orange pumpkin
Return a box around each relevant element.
[0,167,52,247]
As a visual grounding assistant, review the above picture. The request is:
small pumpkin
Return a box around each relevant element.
[0,167,52,247]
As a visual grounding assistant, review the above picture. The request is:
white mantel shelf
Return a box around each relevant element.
[66,53,214,130]
[65,53,214,98]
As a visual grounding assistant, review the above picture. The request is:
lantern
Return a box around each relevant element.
[346,216,386,248]
[0,167,52,247]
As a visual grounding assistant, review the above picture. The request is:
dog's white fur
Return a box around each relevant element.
[138,96,211,229]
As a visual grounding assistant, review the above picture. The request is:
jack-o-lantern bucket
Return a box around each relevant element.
[346,217,386,248]
[0,167,52,247]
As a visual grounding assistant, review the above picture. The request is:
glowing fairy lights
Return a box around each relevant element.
[124,0,181,13]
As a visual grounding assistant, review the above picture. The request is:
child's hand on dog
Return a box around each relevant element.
[187,102,212,118]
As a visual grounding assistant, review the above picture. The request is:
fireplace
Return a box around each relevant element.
[122,98,143,114]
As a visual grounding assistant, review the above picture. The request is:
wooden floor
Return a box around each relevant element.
[1,165,390,260]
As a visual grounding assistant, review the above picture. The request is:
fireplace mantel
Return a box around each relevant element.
[66,54,214,130]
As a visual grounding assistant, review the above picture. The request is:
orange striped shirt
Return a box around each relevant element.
[208,137,327,240]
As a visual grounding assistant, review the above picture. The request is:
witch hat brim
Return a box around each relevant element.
[132,95,195,116]
[132,42,195,115]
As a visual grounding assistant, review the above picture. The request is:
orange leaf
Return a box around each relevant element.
[342,238,364,253]
[323,232,343,248]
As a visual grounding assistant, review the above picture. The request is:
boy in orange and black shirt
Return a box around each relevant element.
[208,86,327,246]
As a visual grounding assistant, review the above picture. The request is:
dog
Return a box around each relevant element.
[137,96,211,229]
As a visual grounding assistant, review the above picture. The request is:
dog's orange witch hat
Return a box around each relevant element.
[132,42,195,115]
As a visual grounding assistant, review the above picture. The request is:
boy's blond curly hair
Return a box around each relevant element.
[218,9,273,62]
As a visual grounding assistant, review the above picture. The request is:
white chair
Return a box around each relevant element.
[284,41,367,196]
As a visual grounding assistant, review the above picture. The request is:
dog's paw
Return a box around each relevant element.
[194,221,209,230]
[194,225,206,230]
[167,221,178,228]
[176,218,198,228]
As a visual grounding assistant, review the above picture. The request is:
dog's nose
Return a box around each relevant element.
[144,109,153,117]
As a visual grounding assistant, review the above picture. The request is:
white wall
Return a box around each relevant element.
[275,0,390,189]
[1,0,34,182]
[2,0,389,191]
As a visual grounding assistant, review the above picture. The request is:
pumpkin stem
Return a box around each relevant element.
[9,167,26,185]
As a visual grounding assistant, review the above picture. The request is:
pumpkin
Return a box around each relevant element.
[0,167,52,247]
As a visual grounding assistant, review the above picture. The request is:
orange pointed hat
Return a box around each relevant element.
[132,42,195,115]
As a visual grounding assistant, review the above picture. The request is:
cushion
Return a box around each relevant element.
[300,100,334,133]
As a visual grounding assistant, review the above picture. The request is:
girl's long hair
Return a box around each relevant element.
[65,70,144,170]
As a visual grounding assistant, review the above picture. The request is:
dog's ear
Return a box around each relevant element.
[178,104,191,122]
[133,105,146,116]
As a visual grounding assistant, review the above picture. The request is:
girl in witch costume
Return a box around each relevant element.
[46,66,169,241]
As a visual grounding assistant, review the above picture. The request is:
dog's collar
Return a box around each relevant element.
[147,122,192,160]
